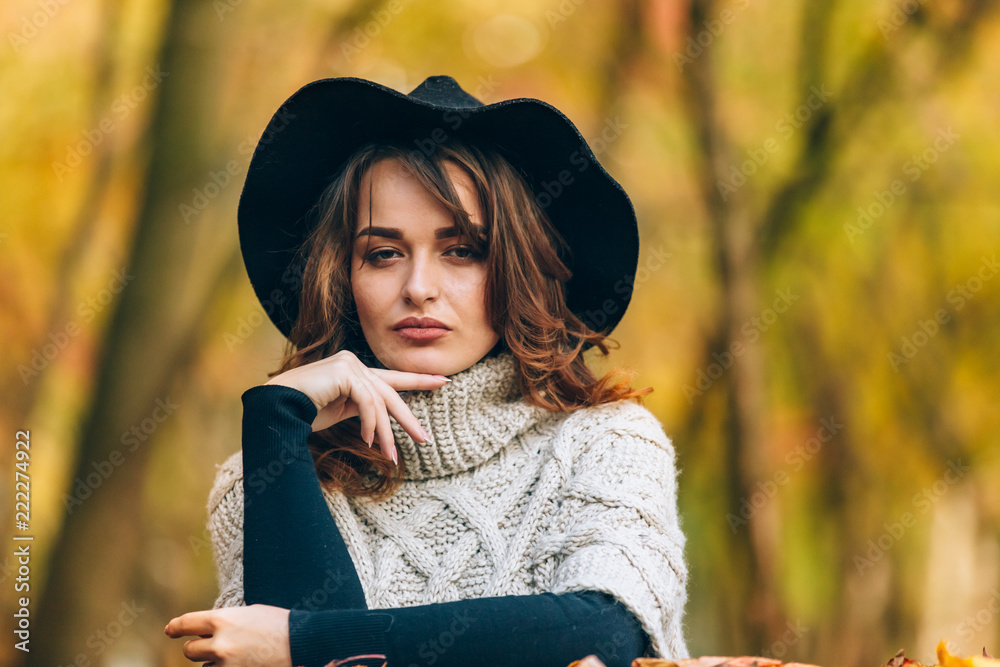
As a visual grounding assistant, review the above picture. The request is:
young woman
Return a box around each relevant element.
[165,75,688,667]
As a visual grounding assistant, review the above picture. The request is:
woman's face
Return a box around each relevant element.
[351,157,501,375]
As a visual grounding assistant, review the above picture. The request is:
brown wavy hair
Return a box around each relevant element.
[267,136,652,501]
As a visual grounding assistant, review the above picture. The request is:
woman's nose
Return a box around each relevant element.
[400,253,440,304]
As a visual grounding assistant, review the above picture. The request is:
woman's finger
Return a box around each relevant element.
[346,364,390,451]
[367,373,432,446]
[374,406,397,465]
[341,358,407,464]
[369,367,451,392]
[180,636,216,662]
[360,374,399,465]
[361,379,397,465]
[312,396,357,433]
[164,611,215,638]
[354,371,392,459]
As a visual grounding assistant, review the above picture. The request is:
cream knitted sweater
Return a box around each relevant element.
[206,351,689,658]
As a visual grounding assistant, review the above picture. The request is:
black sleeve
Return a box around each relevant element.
[241,383,368,610]
[241,384,650,667]
[287,589,649,667]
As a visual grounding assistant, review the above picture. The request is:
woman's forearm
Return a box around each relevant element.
[241,383,368,611]
[288,590,648,667]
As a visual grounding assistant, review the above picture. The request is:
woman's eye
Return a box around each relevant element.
[365,246,482,264]
[446,246,481,260]
[366,249,398,263]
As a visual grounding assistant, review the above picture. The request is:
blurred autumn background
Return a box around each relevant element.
[3,0,1000,665]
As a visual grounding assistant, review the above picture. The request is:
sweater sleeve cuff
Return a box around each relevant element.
[241,384,319,469]
[288,608,393,667]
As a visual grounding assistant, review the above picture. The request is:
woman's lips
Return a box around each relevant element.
[394,327,449,341]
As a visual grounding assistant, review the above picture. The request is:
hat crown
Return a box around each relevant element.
[407,75,484,109]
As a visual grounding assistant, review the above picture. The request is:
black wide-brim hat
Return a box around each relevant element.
[238,75,640,341]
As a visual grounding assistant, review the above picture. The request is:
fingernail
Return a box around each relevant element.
[366,433,373,448]
[391,448,398,465]
[434,375,451,382]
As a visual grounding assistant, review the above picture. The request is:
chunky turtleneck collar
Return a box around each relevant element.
[389,351,547,480]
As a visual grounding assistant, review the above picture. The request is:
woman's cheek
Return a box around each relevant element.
[352,279,381,323]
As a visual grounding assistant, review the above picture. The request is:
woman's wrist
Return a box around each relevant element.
[241,384,318,469]
[288,608,392,667]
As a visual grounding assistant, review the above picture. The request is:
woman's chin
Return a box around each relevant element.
[376,345,474,376]
[378,347,448,373]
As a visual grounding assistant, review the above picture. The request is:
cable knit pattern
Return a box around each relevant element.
[207,351,689,659]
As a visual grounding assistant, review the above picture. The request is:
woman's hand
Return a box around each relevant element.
[164,604,291,667]
[263,349,450,464]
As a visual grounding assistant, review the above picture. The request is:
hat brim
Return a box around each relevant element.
[238,77,639,340]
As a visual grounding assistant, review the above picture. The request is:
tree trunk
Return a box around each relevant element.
[27,0,225,661]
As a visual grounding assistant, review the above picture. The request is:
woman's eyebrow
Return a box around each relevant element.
[354,226,461,241]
